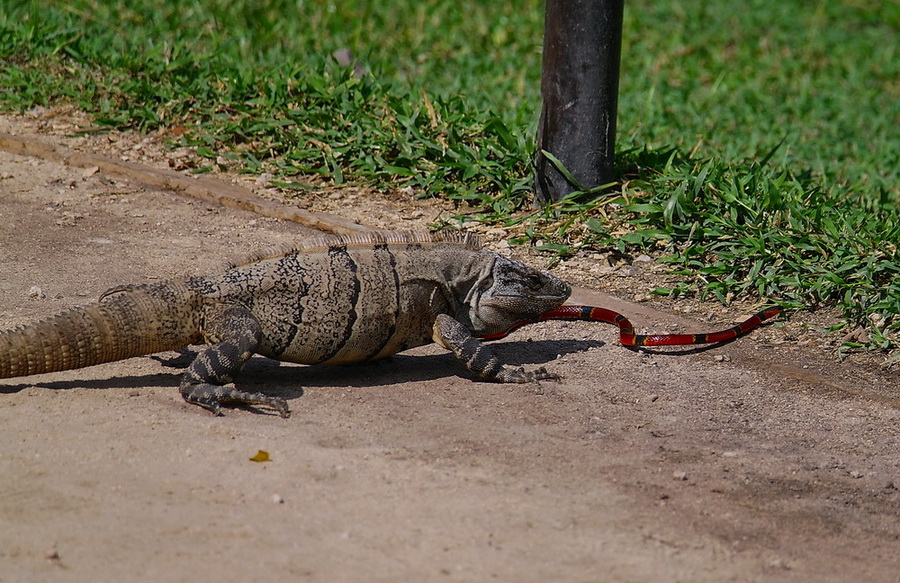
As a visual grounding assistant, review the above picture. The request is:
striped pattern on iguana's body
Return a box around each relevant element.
[0,231,571,417]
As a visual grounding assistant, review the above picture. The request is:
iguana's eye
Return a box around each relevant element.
[526,273,544,289]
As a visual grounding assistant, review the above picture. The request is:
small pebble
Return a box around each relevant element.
[272,494,285,504]
[849,470,864,479]
[672,470,688,481]
[332,48,354,67]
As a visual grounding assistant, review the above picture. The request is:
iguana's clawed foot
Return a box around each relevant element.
[529,367,561,382]
[181,382,291,418]
[494,366,561,383]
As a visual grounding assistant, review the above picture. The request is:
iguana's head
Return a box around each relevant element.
[466,254,571,335]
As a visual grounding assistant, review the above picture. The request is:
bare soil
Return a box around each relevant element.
[1,111,898,582]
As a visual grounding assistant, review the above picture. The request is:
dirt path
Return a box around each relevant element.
[1,115,898,582]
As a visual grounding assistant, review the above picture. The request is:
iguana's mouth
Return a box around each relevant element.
[495,292,564,299]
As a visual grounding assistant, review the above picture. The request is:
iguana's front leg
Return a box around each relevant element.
[180,305,290,417]
[433,314,559,383]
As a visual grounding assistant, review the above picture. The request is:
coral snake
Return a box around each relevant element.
[480,305,782,346]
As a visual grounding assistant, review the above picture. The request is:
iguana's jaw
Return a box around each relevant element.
[466,256,571,335]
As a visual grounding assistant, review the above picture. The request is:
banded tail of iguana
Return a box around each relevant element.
[0,231,571,417]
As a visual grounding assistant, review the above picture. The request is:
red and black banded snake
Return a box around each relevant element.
[480,305,782,346]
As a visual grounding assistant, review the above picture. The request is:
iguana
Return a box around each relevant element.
[0,231,571,417]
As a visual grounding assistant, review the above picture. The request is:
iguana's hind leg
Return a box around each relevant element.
[433,314,559,383]
[180,306,290,417]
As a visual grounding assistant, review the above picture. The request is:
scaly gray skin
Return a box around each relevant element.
[0,231,571,417]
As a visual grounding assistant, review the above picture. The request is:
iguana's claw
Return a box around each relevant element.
[495,366,560,383]
[530,367,561,382]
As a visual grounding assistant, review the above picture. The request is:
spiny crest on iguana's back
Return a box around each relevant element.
[224,230,482,270]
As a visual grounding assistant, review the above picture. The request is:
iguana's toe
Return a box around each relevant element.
[529,367,561,382]
[493,366,560,383]
[181,382,291,417]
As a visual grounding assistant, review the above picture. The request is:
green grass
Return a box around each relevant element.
[1,0,898,348]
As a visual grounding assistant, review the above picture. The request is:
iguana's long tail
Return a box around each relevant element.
[0,282,203,378]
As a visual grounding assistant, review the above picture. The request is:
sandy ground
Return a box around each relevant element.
[0,116,899,582]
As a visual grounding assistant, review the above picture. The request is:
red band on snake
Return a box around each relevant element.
[480,305,782,346]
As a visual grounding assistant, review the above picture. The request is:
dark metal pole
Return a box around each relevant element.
[535,0,624,203]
